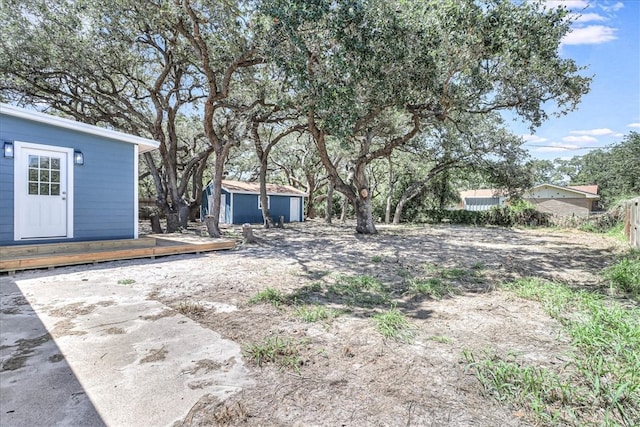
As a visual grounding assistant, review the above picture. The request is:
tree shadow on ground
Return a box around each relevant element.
[229,222,619,292]
[0,278,105,427]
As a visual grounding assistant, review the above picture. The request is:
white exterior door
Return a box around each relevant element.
[14,142,73,240]
[289,197,301,222]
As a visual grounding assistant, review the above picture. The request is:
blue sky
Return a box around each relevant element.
[505,0,640,161]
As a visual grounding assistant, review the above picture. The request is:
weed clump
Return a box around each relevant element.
[373,307,414,342]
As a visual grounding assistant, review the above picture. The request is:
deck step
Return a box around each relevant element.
[0,237,235,273]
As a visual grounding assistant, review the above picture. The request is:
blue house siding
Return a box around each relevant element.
[231,193,262,224]
[0,155,15,244]
[72,139,135,240]
[0,113,136,245]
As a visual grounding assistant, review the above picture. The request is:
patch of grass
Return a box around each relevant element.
[294,305,340,323]
[287,282,324,304]
[463,350,575,425]
[420,263,486,286]
[605,222,626,242]
[328,275,390,307]
[243,335,304,371]
[117,278,136,285]
[177,300,206,315]
[249,287,288,307]
[440,267,468,280]
[372,307,414,342]
[578,222,600,233]
[409,277,455,300]
[429,335,454,344]
[396,267,413,279]
[471,262,486,270]
[470,277,640,425]
[603,252,640,298]
[371,255,383,263]
[308,282,323,292]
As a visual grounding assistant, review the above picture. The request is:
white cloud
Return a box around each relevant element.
[601,2,624,12]
[562,135,598,143]
[562,25,617,45]
[568,12,607,23]
[521,134,548,143]
[570,128,614,136]
[614,133,624,137]
[628,123,640,128]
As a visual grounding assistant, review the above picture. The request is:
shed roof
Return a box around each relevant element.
[459,189,505,199]
[0,103,159,153]
[221,180,307,197]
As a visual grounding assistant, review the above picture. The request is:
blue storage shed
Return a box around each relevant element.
[201,180,306,225]
[0,103,159,246]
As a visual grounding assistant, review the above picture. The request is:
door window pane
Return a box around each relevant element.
[26,154,63,196]
[29,183,38,195]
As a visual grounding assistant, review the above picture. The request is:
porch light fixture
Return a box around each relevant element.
[3,141,13,158]
[74,150,84,165]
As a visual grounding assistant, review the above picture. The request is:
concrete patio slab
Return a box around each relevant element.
[0,272,252,427]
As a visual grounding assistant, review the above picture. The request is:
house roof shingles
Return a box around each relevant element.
[567,185,599,195]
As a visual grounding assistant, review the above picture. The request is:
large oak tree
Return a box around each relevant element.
[260,0,590,233]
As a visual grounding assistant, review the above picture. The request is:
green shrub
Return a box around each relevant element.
[604,256,640,297]
[418,204,550,227]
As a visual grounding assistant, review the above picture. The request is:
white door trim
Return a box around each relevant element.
[14,141,74,240]
[133,144,139,239]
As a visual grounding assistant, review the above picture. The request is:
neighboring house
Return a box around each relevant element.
[201,180,306,225]
[0,104,159,246]
[523,184,600,217]
[458,189,508,211]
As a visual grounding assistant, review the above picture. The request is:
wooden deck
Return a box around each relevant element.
[0,235,235,274]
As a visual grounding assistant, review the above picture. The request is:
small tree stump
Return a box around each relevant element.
[150,213,163,234]
[242,223,257,243]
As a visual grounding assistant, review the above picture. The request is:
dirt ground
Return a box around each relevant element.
[8,220,625,426]
[134,220,620,426]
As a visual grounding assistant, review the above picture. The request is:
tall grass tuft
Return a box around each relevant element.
[373,306,414,342]
[467,278,640,425]
[603,251,640,298]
